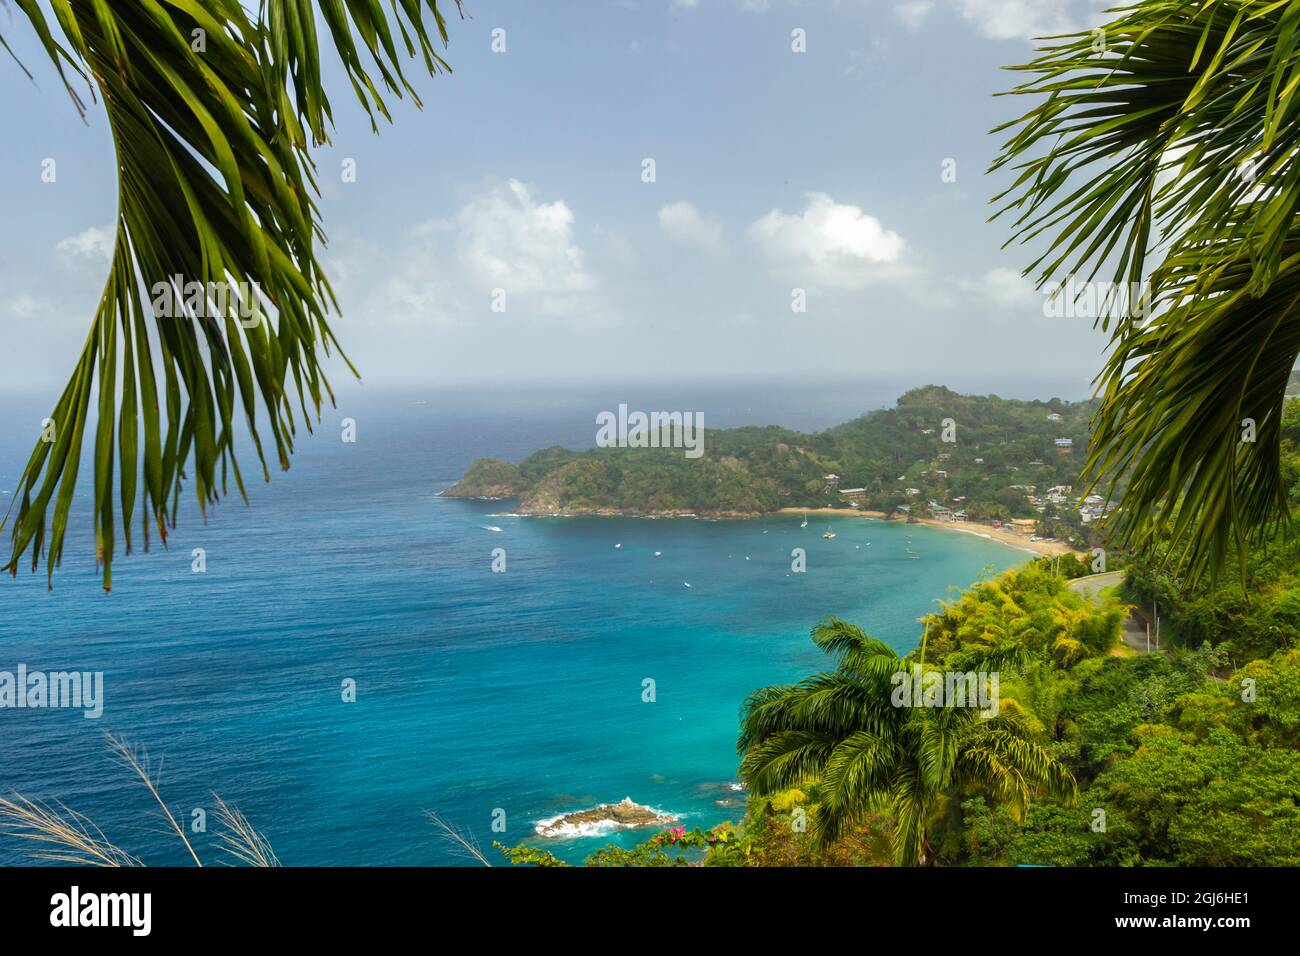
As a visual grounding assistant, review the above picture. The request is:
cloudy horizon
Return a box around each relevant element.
[0,0,1114,399]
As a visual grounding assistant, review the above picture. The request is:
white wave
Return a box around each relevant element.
[534,798,677,839]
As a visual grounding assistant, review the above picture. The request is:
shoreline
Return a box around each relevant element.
[465,494,1082,559]
[777,507,1081,557]
[911,517,1078,557]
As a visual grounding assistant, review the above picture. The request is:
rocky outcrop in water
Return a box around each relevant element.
[534,797,676,838]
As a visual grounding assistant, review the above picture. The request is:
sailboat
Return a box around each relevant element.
[822,526,836,540]
[800,513,808,528]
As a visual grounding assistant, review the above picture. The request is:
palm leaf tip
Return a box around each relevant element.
[2,0,460,589]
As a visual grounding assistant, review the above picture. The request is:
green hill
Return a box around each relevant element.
[441,386,1101,525]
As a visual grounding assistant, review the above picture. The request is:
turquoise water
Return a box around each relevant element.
[0,389,1026,865]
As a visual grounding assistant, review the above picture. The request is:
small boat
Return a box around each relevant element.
[614,543,622,549]
[683,582,692,589]
[481,525,503,533]
[906,548,920,559]
[800,513,808,528]
[823,528,836,540]
[654,551,662,557]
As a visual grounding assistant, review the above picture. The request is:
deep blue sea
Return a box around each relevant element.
[0,384,1032,866]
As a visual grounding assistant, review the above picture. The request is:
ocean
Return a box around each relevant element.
[0,384,1030,866]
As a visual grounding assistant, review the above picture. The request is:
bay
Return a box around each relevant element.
[0,386,1028,865]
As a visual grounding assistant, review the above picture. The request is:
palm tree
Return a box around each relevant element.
[737,617,1076,865]
[0,0,461,589]
[992,0,1300,585]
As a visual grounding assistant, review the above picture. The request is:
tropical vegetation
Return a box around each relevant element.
[736,615,1078,865]
[445,385,1100,529]
[7,0,1300,871]
[498,557,1299,866]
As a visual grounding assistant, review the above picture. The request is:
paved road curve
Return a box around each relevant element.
[1067,571,1158,654]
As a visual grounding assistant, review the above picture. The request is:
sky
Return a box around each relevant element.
[0,0,1116,401]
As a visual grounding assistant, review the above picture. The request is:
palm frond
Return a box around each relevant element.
[1,0,461,589]
[817,730,899,835]
[739,729,844,797]
[886,767,931,865]
[992,0,1300,584]
[738,673,891,754]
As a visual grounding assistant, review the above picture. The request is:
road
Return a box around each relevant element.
[1067,571,1158,654]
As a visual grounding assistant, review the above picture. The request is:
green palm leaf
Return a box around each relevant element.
[992,0,1300,584]
[0,0,461,589]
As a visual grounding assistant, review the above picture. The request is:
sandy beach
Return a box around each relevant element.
[782,507,890,518]
[777,507,1081,557]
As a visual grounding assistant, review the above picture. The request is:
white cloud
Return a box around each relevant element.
[658,201,723,251]
[56,225,114,260]
[961,266,1041,312]
[894,1,933,31]
[454,180,595,301]
[749,192,906,288]
[951,0,1079,41]
[591,225,639,269]
[842,42,891,77]
[5,294,43,319]
[372,180,601,327]
[382,260,462,328]
[677,0,775,11]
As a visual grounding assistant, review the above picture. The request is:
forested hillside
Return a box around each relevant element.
[442,386,1098,521]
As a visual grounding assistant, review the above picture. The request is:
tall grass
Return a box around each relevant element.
[0,733,278,867]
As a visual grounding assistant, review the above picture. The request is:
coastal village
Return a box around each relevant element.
[818,403,1116,552]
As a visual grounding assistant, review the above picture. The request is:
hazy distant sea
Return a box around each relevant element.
[0,383,1044,865]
